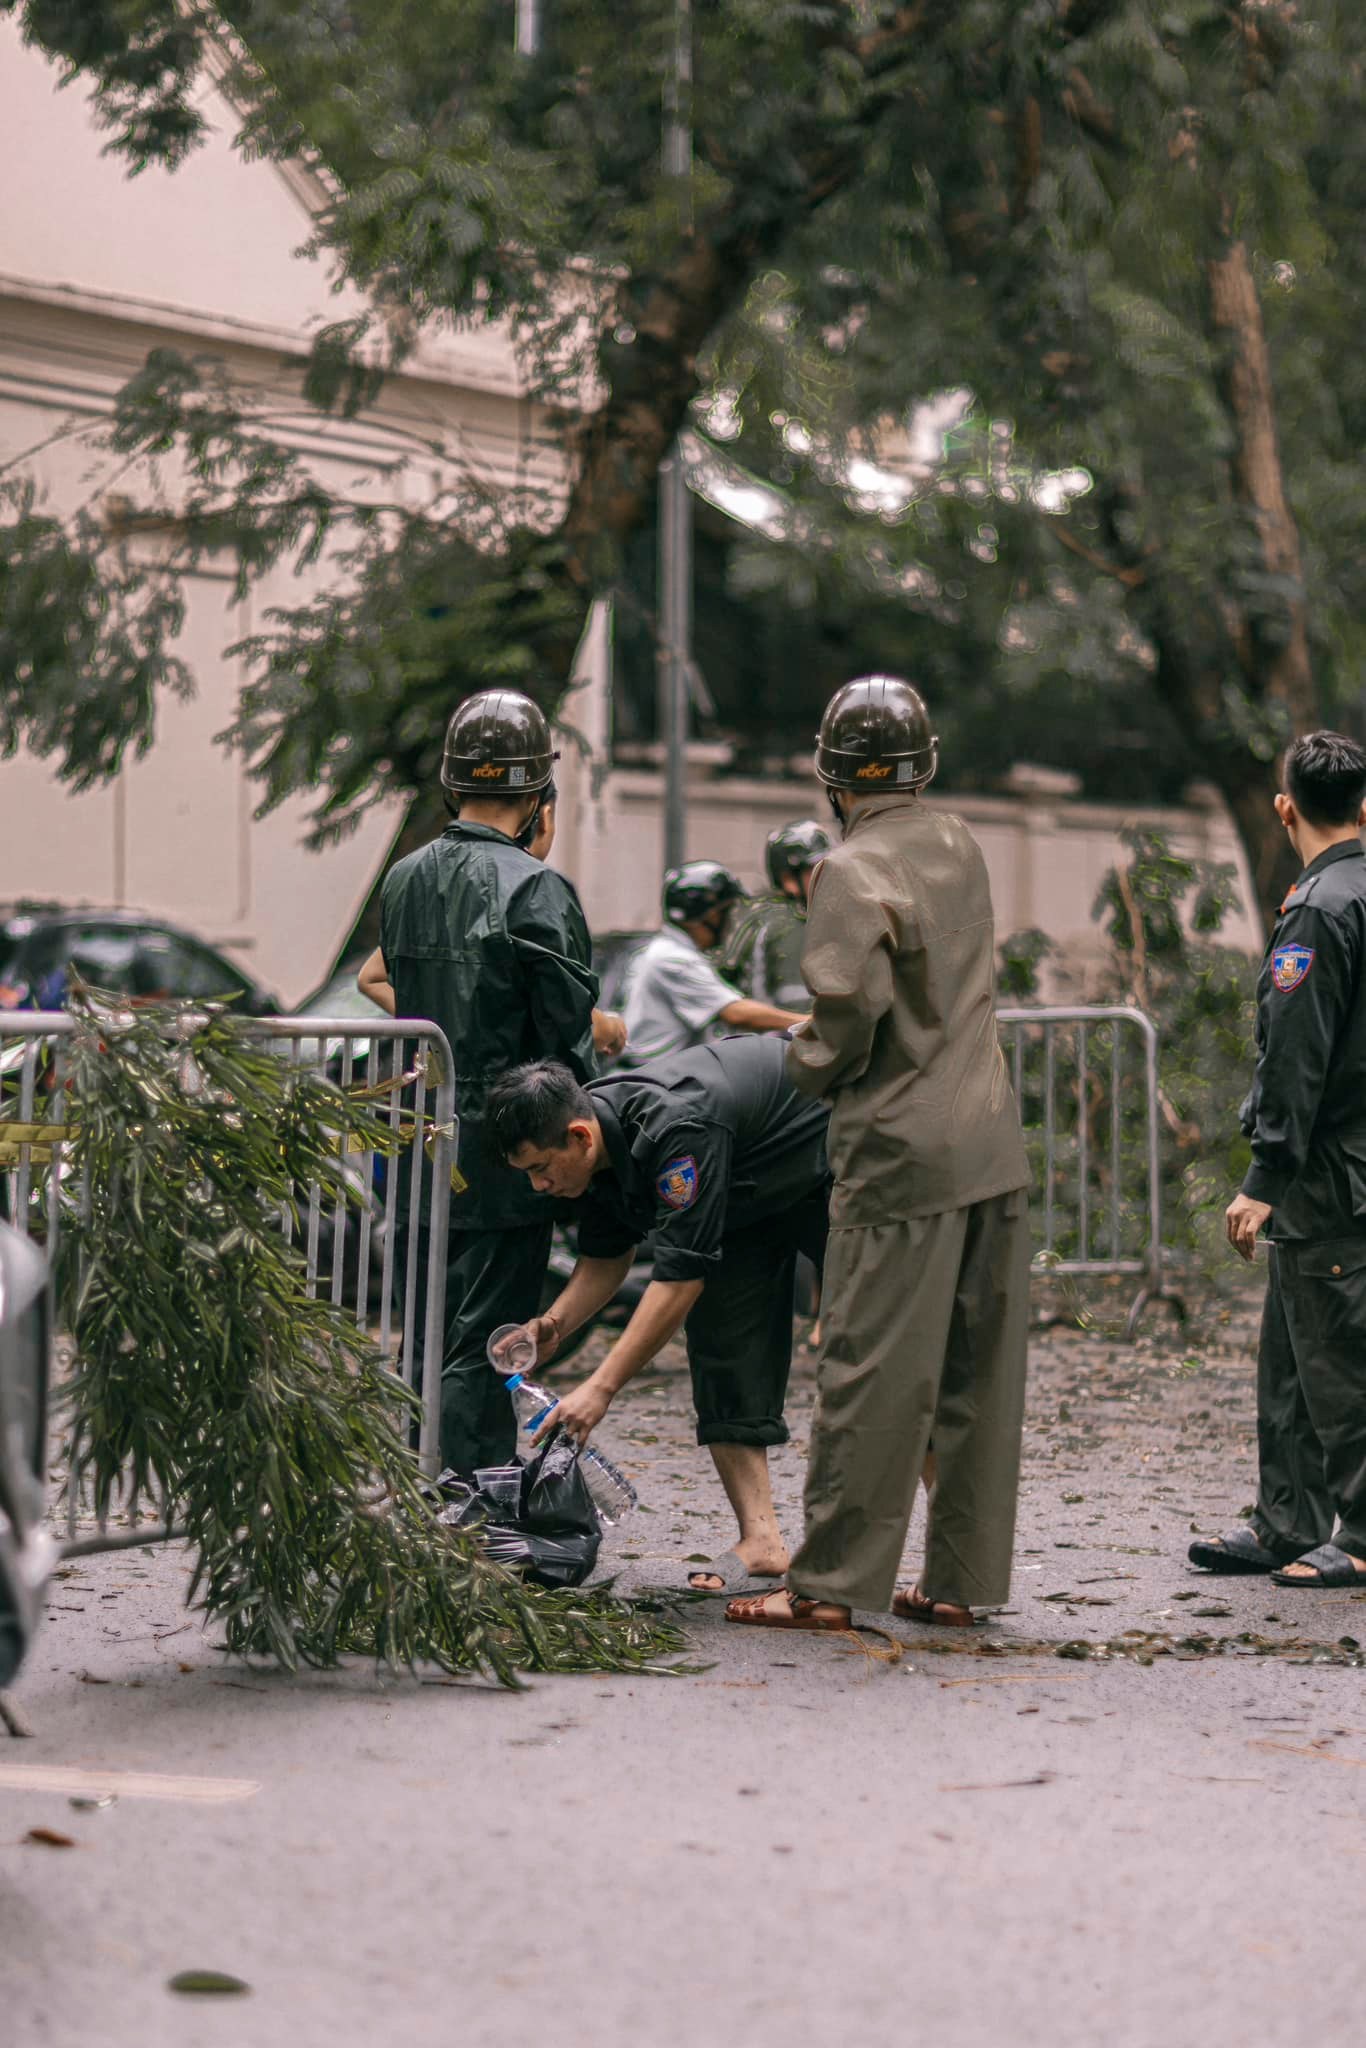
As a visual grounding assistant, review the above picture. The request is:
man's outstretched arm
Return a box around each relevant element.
[524,1250,637,1365]
[533,1277,704,1446]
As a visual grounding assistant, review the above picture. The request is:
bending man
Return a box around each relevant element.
[488,1036,829,1595]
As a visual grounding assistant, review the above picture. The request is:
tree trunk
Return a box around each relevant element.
[1205,230,1316,726]
[1098,484,1302,937]
[1145,614,1299,930]
[1195,228,1318,928]
[551,5,959,619]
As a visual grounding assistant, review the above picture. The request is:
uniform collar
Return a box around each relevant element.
[655,925,704,955]
[1298,838,1365,881]
[841,793,923,838]
[590,1096,640,1194]
[1281,838,1365,910]
[442,820,521,847]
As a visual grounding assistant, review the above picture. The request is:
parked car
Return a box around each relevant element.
[0,903,280,1017]
[293,954,386,1025]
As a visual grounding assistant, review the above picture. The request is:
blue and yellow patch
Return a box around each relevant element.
[656,1154,699,1210]
[1271,943,1314,993]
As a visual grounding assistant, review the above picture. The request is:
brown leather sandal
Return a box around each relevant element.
[893,1585,976,1628]
[724,1588,851,1632]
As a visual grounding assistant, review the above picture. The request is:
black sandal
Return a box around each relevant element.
[1187,1528,1298,1575]
[892,1586,976,1628]
[1270,1542,1366,1589]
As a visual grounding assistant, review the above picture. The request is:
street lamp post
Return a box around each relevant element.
[657,0,693,875]
[514,0,540,58]
[519,0,693,875]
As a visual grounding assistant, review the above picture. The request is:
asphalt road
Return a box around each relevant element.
[5,1286,1366,2048]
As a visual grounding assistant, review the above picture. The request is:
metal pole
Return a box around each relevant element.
[657,0,692,875]
[658,459,691,872]
[515,0,541,57]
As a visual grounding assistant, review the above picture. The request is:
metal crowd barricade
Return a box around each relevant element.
[0,1013,458,1514]
[267,1017,457,1477]
[997,1004,1180,1338]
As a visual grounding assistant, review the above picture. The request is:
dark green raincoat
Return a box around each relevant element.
[380,821,599,1229]
[378,821,599,1471]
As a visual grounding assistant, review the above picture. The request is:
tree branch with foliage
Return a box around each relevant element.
[49,992,683,1681]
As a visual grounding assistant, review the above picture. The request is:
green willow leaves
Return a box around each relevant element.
[53,993,683,1681]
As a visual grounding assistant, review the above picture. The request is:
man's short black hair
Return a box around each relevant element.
[487,1061,594,1159]
[1284,731,1366,828]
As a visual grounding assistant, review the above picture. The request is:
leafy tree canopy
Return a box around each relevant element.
[2,1,1363,916]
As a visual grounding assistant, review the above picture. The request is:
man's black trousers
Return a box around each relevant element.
[398,1217,554,1475]
[1253,1236,1366,1561]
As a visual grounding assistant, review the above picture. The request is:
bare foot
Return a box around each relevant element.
[688,1541,789,1593]
[1278,1553,1366,1580]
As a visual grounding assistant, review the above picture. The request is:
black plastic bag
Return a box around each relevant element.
[434,1435,601,1590]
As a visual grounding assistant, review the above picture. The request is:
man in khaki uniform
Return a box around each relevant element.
[727,674,1031,1634]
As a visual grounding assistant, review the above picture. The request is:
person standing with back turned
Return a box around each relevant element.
[1191,732,1366,1591]
[376,688,623,1476]
[727,674,1032,1635]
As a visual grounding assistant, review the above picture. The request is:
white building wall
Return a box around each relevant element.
[0,20,560,1005]
[552,763,1262,965]
[0,19,1267,1003]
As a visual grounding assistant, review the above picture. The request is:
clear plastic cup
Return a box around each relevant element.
[487,1322,537,1378]
[473,1465,524,1514]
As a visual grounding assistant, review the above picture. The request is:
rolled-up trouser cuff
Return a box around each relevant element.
[695,1417,789,1449]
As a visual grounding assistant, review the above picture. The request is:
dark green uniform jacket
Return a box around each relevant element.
[1241,839,1366,1239]
[717,894,808,1010]
[573,1035,829,1283]
[380,822,599,1230]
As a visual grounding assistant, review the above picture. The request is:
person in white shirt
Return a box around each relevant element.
[622,862,807,1064]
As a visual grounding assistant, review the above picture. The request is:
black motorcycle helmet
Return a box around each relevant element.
[814,675,938,805]
[662,860,746,932]
[440,689,557,798]
[765,818,833,891]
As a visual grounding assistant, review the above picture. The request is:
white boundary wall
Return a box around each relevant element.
[0,21,560,1006]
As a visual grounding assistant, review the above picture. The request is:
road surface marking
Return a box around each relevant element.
[0,1764,259,1805]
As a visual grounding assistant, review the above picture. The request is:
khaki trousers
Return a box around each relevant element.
[788,1188,1030,1614]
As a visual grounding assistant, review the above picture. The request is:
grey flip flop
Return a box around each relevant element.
[1270,1541,1366,1588]
[686,1549,784,1596]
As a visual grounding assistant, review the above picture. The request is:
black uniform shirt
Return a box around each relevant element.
[572,1035,829,1283]
[1240,839,1366,1238]
[380,821,598,1230]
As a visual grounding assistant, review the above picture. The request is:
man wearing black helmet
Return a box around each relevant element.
[718,820,832,1012]
[728,675,1032,1637]
[374,687,626,1474]
[620,861,807,1065]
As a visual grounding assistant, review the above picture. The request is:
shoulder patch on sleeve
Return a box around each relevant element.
[655,1155,699,1210]
[1271,943,1315,992]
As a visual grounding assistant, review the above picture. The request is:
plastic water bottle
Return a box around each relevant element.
[571,1444,638,1526]
[486,1324,639,1524]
